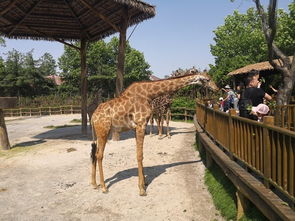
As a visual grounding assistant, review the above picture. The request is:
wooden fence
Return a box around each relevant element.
[196,102,295,210]
[4,106,195,122]
[3,105,81,117]
[275,105,295,132]
[170,107,194,121]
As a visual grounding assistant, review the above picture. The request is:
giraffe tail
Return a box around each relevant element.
[90,118,97,163]
[91,142,97,163]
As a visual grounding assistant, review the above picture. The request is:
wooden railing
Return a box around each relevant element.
[275,105,295,132]
[196,102,295,209]
[3,105,81,117]
[171,107,194,122]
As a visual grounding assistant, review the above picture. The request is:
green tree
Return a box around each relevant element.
[38,52,57,76]
[58,37,152,97]
[0,37,5,47]
[0,49,24,96]
[209,3,294,87]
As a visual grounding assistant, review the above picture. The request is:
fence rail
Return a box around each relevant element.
[196,102,295,209]
[275,104,295,132]
[171,107,194,121]
[3,105,81,117]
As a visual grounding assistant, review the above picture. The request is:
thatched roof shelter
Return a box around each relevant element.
[0,0,155,42]
[228,56,293,76]
[0,0,155,136]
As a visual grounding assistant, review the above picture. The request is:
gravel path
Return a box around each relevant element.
[0,115,223,221]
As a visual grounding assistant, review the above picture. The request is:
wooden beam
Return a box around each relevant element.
[80,39,88,134]
[0,0,18,16]
[79,0,120,33]
[22,25,81,50]
[115,6,128,96]
[8,0,43,35]
[63,0,91,40]
[194,120,295,221]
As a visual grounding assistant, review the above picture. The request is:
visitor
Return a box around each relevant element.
[238,70,272,120]
[223,85,237,112]
[251,103,270,122]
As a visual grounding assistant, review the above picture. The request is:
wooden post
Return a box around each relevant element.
[228,109,237,159]
[80,39,88,135]
[0,109,11,150]
[185,109,187,122]
[263,116,274,188]
[236,190,249,220]
[113,7,128,141]
[115,6,128,97]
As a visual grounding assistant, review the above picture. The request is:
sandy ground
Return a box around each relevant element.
[0,114,223,221]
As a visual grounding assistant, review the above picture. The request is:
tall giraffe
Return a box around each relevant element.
[149,94,173,138]
[90,73,215,196]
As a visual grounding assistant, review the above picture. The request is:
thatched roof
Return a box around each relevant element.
[228,56,293,76]
[0,0,155,42]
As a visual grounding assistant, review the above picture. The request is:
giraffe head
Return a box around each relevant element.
[186,72,218,91]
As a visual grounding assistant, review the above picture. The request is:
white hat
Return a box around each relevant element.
[252,104,269,115]
[219,97,223,101]
[224,85,231,89]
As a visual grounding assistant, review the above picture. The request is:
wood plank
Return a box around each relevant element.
[283,135,288,191]
[194,121,295,221]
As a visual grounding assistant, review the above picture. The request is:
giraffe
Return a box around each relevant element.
[90,72,215,196]
[149,94,173,138]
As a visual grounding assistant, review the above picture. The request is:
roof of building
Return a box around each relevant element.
[0,0,155,42]
[228,56,293,76]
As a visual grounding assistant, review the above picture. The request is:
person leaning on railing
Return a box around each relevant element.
[238,70,272,120]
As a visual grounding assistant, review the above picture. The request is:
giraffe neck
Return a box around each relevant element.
[121,73,203,101]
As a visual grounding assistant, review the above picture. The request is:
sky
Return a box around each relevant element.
[0,0,292,79]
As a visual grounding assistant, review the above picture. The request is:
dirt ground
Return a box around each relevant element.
[0,114,223,221]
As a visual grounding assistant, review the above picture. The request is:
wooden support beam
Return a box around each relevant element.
[8,0,43,35]
[0,0,18,16]
[22,25,80,50]
[0,109,10,150]
[79,0,120,33]
[80,39,88,135]
[115,6,128,97]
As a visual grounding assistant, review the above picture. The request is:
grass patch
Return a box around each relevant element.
[0,145,37,158]
[195,134,267,221]
[44,124,77,129]
[70,119,81,123]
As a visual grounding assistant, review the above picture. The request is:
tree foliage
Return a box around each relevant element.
[0,49,57,97]
[209,3,295,87]
[58,37,152,97]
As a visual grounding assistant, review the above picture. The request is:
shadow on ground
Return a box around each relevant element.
[31,125,191,141]
[104,160,201,190]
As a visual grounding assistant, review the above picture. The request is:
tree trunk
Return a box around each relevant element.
[0,109,11,150]
[80,39,88,134]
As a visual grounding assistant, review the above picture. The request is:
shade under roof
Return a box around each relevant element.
[0,0,155,42]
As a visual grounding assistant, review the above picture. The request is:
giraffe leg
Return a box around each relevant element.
[156,116,162,137]
[166,109,171,138]
[136,124,147,196]
[96,131,109,193]
[149,114,154,136]
[159,116,164,137]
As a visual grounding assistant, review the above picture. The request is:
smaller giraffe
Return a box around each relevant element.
[149,94,173,138]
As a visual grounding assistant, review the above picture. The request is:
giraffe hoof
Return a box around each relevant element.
[102,187,109,193]
[139,190,147,196]
[92,183,99,189]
